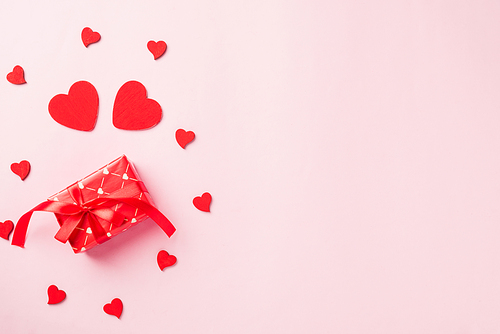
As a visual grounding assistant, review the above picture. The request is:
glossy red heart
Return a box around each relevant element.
[6,65,26,85]
[147,40,167,60]
[103,298,123,318]
[81,27,101,47]
[48,81,99,131]
[157,250,177,270]
[175,129,195,149]
[47,285,66,304]
[0,220,14,240]
[113,81,162,130]
[10,160,30,180]
[193,192,212,212]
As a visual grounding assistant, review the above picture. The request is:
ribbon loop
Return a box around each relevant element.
[11,186,176,249]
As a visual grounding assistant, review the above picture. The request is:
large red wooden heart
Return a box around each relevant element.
[48,81,99,131]
[47,285,66,304]
[10,160,30,180]
[81,27,101,47]
[103,298,123,318]
[193,192,212,212]
[6,65,26,85]
[157,250,177,270]
[175,129,195,149]
[0,220,14,240]
[113,81,162,130]
[147,40,167,60]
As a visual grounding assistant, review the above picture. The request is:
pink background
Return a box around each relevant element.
[1,0,500,333]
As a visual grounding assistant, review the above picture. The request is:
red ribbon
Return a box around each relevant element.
[11,184,176,248]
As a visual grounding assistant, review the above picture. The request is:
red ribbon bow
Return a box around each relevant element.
[12,183,176,248]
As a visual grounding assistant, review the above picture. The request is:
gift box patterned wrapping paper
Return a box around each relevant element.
[12,155,175,254]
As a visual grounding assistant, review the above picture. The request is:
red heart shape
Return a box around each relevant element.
[175,129,195,149]
[193,192,212,212]
[81,27,101,47]
[0,220,14,240]
[47,285,66,304]
[113,81,162,130]
[157,250,177,270]
[147,40,167,60]
[103,298,123,319]
[48,81,99,131]
[6,65,26,85]
[10,160,30,180]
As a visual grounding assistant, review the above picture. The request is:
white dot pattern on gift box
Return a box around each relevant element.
[70,161,145,250]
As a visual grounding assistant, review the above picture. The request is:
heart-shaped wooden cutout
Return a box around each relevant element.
[11,160,30,180]
[6,65,26,85]
[193,192,212,212]
[0,220,14,240]
[147,40,167,60]
[81,27,101,47]
[47,285,66,304]
[157,250,177,270]
[113,81,162,130]
[175,129,195,149]
[103,298,123,318]
[48,81,99,131]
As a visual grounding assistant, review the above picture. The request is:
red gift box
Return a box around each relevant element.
[12,155,176,253]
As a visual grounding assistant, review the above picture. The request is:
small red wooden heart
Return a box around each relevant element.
[113,81,162,130]
[193,192,212,212]
[175,129,195,149]
[147,40,167,60]
[10,160,30,180]
[47,285,66,304]
[48,81,99,131]
[157,250,177,270]
[0,220,14,240]
[6,65,26,85]
[103,298,123,318]
[81,27,101,47]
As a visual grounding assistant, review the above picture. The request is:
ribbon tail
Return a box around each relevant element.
[12,201,84,248]
[54,213,84,243]
[125,199,176,237]
[11,211,35,248]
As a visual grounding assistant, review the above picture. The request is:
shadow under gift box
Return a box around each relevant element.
[11,155,176,253]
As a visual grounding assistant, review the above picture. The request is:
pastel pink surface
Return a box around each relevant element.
[1,1,500,334]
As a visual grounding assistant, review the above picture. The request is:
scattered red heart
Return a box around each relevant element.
[6,65,26,85]
[157,250,177,270]
[48,81,99,131]
[113,81,162,130]
[147,40,167,60]
[175,129,195,149]
[81,27,101,47]
[10,160,30,180]
[0,220,14,240]
[47,285,66,304]
[103,298,123,318]
[193,192,212,212]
